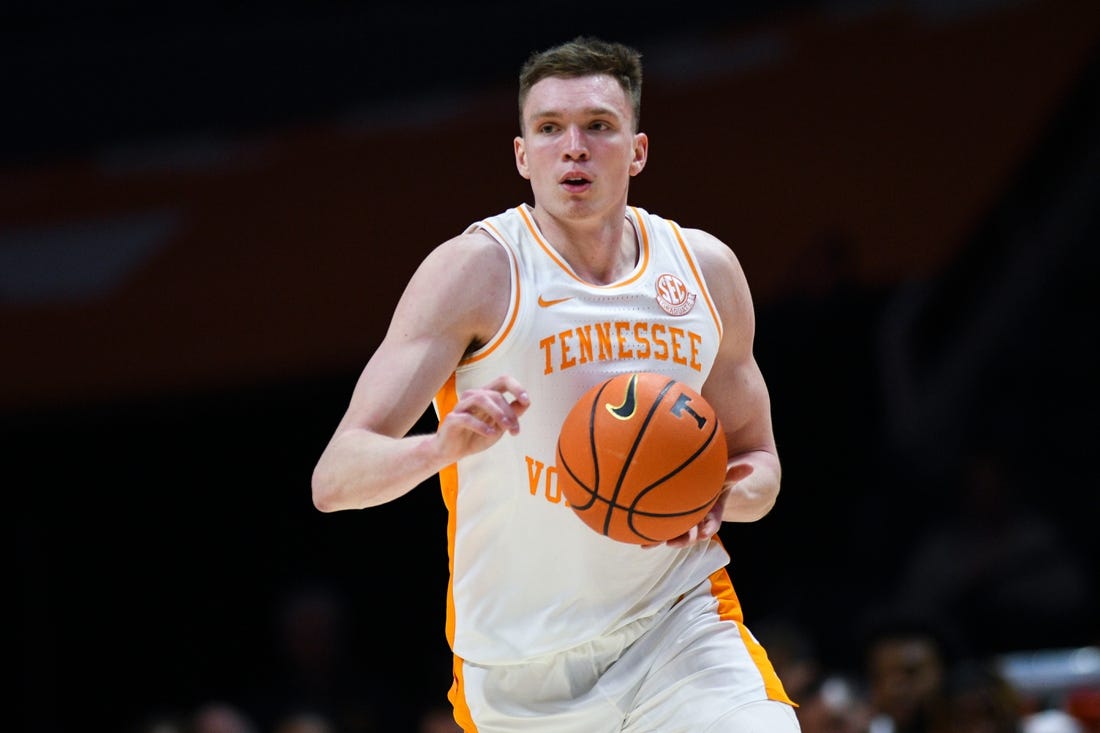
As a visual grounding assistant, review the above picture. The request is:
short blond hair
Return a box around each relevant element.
[517,36,643,133]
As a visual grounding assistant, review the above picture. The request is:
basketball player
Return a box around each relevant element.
[312,36,801,732]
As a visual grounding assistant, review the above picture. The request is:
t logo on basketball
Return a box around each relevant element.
[556,372,728,544]
[670,392,706,429]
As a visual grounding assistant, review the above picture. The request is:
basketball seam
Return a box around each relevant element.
[603,377,675,537]
[557,372,725,545]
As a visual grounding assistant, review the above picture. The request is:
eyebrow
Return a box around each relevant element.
[529,105,622,123]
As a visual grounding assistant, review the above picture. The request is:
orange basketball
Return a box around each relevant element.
[555,371,728,545]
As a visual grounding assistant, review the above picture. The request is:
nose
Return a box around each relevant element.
[563,125,589,160]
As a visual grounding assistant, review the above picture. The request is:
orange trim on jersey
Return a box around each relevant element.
[516,204,650,287]
[627,206,652,283]
[448,654,477,731]
[669,221,723,340]
[436,374,475,729]
[708,567,796,706]
[459,221,522,366]
[434,373,460,649]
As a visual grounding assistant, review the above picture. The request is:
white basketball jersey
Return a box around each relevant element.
[433,204,731,664]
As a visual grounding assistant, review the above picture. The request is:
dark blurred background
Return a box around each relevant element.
[8,1,1099,731]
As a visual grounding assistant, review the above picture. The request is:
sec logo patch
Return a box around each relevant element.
[655,273,696,316]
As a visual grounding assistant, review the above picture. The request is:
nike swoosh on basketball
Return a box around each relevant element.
[607,374,638,419]
[537,294,573,307]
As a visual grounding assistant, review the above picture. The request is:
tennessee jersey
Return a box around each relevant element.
[433,204,731,665]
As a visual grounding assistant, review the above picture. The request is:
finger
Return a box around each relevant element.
[698,514,720,540]
[725,462,753,485]
[489,377,533,432]
[457,388,521,435]
[444,410,504,437]
[487,375,530,404]
[663,524,700,549]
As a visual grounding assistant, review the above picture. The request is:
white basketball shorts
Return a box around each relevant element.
[449,573,800,732]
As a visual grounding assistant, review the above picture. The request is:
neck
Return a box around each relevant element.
[531,205,638,285]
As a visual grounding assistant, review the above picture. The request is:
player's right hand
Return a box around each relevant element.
[434,375,531,460]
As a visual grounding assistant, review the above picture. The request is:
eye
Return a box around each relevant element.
[537,122,559,134]
[590,121,611,131]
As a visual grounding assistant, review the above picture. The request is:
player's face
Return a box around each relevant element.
[515,74,647,221]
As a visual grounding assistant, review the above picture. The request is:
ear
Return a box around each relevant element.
[629,132,648,177]
[514,136,531,180]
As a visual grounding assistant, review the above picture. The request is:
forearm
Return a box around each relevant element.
[311,429,447,512]
[720,449,782,522]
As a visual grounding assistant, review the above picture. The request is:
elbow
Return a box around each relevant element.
[752,476,782,520]
[747,456,781,521]
[311,492,335,514]
[747,491,778,522]
[311,465,342,513]
[731,474,780,523]
[313,493,339,514]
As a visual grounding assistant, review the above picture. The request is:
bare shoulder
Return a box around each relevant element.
[400,228,512,349]
[679,227,753,317]
[422,227,510,275]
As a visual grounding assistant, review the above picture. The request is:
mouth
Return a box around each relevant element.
[560,172,592,190]
[560,169,591,182]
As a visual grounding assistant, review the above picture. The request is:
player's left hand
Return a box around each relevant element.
[651,463,752,549]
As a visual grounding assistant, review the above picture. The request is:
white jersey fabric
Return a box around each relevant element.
[433,204,732,665]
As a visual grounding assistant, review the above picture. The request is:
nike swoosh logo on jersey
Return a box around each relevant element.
[537,294,573,307]
[607,373,638,420]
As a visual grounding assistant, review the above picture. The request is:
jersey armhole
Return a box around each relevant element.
[668,220,724,340]
[458,220,522,367]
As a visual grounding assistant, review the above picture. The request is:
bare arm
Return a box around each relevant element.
[692,228,781,522]
[311,231,530,512]
[662,228,780,548]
